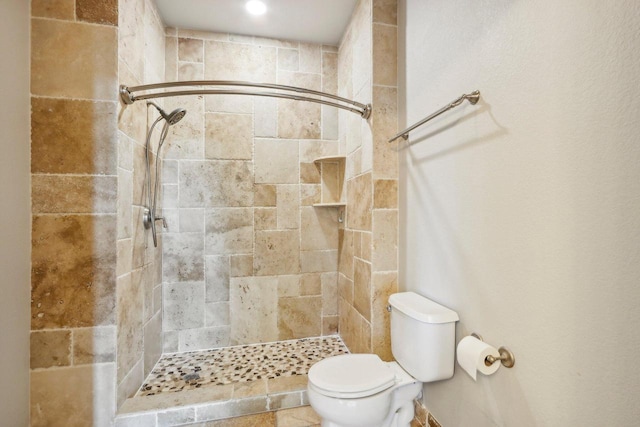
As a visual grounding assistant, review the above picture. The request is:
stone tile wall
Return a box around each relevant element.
[337,0,399,359]
[161,30,341,352]
[29,1,119,425]
[117,0,166,409]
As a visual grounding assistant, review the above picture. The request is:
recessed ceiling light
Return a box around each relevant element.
[245,0,267,16]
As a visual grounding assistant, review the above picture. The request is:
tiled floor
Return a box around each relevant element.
[137,336,349,397]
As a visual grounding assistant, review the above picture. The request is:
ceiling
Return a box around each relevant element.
[154,0,359,46]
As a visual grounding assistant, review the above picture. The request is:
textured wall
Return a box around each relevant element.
[399,0,640,425]
[161,29,341,351]
[116,0,166,408]
[337,0,399,359]
[29,0,119,425]
[0,0,31,425]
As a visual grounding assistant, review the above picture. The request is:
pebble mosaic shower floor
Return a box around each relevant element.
[136,336,349,397]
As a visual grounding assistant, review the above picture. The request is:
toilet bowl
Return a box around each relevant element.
[308,354,421,427]
[307,292,459,427]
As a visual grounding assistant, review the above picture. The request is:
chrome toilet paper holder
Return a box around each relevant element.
[471,333,516,368]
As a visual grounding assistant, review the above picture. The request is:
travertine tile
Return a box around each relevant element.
[338,229,354,280]
[372,86,399,179]
[32,0,75,20]
[372,210,398,271]
[300,162,321,184]
[163,282,205,331]
[205,255,230,302]
[254,230,301,276]
[31,18,117,100]
[179,61,205,80]
[255,207,277,230]
[165,36,178,81]
[269,392,303,411]
[300,185,321,206]
[254,139,299,184]
[230,254,253,277]
[275,405,321,427]
[118,0,145,78]
[230,276,278,344]
[320,162,342,203]
[323,316,338,335]
[372,272,397,361]
[347,172,372,231]
[254,184,277,207]
[373,0,398,25]
[278,296,322,340]
[30,330,71,369]
[205,40,276,82]
[301,207,339,251]
[277,72,321,139]
[163,95,205,160]
[300,274,321,296]
[321,272,338,316]
[158,407,196,427]
[32,175,117,214]
[196,397,269,422]
[117,238,133,277]
[254,97,278,137]
[338,273,354,305]
[117,272,143,383]
[179,29,229,41]
[277,185,300,229]
[299,140,338,163]
[205,302,230,327]
[179,326,230,351]
[322,105,339,141]
[322,52,338,94]
[299,43,321,74]
[205,94,253,114]
[163,232,205,282]
[31,98,117,174]
[278,48,299,71]
[205,113,253,160]
[144,312,162,377]
[373,23,398,87]
[233,379,268,399]
[278,275,301,298]
[115,412,155,427]
[180,208,205,233]
[118,168,133,239]
[76,0,118,25]
[31,364,115,427]
[31,214,116,329]
[361,232,372,262]
[180,161,254,207]
[205,208,253,254]
[201,411,276,426]
[73,326,116,364]
[374,179,398,208]
[179,37,204,62]
[300,250,338,273]
[354,258,372,321]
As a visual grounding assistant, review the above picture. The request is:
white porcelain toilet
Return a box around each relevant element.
[307,292,459,427]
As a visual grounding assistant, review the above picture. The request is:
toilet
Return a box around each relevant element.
[307,292,459,427]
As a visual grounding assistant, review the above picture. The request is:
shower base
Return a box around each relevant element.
[116,335,348,426]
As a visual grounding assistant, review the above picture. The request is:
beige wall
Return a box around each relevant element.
[0,1,31,425]
[399,0,640,425]
[160,29,341,351]
[337,0,399,359]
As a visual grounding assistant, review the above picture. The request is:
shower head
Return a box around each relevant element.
[147,101,187,125]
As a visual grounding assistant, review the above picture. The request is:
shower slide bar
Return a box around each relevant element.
[120,80,372,119]
[388,90,480,143]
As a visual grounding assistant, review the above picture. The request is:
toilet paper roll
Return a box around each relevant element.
[456,336,501,380]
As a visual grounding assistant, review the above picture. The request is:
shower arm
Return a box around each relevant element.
[120,80,372,119]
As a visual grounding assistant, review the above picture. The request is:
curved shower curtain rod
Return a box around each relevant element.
[120,80,372,119]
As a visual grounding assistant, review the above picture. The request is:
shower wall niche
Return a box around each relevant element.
[160,30,341,352]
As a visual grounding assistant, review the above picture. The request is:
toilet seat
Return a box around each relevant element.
[308,354,396,399]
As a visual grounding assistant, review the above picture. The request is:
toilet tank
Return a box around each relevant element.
[389,292,459,382]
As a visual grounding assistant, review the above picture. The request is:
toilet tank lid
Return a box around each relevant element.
[389,292,459,324]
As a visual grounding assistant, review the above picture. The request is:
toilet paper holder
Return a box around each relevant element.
[470,333,516,368]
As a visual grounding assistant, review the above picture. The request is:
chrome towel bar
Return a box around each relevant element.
[120,80,372,119]
[388,90,480,143]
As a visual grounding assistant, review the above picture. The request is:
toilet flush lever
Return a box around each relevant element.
[386,305,392,312]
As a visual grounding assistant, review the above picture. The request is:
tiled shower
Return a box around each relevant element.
[29,0,399,424]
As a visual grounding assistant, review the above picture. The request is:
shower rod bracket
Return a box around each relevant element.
[120,81,372,119]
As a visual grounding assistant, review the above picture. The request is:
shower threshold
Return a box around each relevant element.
[116,335,348,425]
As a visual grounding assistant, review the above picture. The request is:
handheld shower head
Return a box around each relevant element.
[147,101,187,125]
